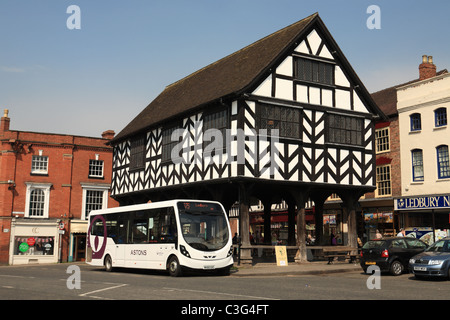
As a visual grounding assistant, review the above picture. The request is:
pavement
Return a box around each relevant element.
[231,259,363,277]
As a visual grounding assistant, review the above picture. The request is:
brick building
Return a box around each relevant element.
[0,110,118,265]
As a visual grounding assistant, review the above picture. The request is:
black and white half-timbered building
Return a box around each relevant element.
[110,13,386,264]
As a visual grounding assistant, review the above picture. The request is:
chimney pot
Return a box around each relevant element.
[101,130,115,140]
[419,55,437,80]
[1,109,10,133]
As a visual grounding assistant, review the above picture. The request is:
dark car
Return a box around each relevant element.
[360,237,428,276]
[409,237,450,280]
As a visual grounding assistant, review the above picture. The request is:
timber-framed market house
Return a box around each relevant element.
[109,13,386,264]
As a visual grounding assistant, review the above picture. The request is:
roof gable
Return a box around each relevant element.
[113,13,384,143]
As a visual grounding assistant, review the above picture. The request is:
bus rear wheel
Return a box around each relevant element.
[168,256,182,277]
[104,255,113,272]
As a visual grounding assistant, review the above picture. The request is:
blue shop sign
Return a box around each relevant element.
[395,195,450,210]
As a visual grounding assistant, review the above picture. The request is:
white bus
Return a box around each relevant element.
[86,200,233,276]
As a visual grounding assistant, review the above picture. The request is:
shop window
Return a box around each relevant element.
[437,145,450,179]
[411,149,424,181]
[13,236,55,256]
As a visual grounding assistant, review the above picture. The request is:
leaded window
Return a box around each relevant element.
[327,114,363,146]
[129,134,146,170]
[258,103,301,139]
[296,58,334,85]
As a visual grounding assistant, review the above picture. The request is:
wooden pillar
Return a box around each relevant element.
[287,200,296,246]
[262,199,272,245]
[291,191,308,263]
[340,192,361,254]
[239,183,252,265]
[311,192,329,246]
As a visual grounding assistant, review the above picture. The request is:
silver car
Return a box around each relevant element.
[409,237,450,280]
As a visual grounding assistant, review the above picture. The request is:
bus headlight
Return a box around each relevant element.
[180,245,191,258]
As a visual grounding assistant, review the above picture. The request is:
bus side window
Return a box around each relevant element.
[117,219,128,244]
[131,219,148,244]
[148,209,160,242]
[160,208,177,244]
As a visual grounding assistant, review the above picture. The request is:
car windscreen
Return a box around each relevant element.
[362,240,387,249]
[425,240,450,253]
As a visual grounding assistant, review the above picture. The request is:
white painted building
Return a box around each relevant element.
[396,55,450,242]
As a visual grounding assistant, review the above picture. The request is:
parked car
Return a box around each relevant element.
[360,237,428,276]
[409,237,450,280]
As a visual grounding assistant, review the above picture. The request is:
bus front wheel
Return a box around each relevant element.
[104,255,113,272]
[168,256,182,277]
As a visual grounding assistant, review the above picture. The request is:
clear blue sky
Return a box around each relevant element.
[1,0,449,137]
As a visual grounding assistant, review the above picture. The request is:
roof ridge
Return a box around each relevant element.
[165,13,318,90]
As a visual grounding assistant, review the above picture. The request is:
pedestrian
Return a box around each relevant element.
[396,228,406,237]
[375,230,382,239]
[330,232,337,245]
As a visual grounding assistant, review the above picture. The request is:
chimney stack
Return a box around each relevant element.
[419,55,437,80]
[101,130,115,140]
[0,109,10,133]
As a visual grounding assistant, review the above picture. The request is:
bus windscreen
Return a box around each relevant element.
[177,202,229,252]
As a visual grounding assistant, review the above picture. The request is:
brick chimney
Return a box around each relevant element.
[101,130,115,140]
[419,55,437,80]
[0,109,10,133]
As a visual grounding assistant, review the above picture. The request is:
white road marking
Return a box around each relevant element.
[163,287,279,300]
[79,284,128,298]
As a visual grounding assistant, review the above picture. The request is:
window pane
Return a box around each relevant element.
[437,146,450,178]
[86,190,104,217]
[29,189,45,216]
[297,58,334,85]
[327,114,363,146]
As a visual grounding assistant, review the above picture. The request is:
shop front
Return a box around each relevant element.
[363,209,395,241]
[395,194,450,245]
[9,219,59,265]
[249,209,315,245]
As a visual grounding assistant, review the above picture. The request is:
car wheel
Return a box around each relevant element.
[168,256,182,277]
[104,255,113,272]
[390,260,403,276]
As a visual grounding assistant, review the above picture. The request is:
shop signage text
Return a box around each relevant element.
[396,195,450,210]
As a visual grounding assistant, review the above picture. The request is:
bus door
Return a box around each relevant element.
[114,218,128,266]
